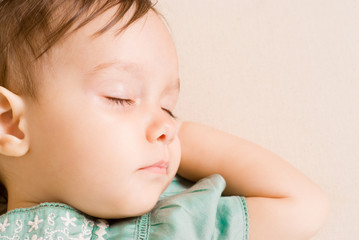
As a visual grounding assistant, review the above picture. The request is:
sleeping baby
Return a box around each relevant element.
[0,0,329,239]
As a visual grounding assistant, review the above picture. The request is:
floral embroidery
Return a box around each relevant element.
[0,203,103,239]
[0,218,10,232]
[28,215,43,233]
[61,212,77,227]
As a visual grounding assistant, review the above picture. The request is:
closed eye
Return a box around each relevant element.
[105,97,135,106]
[105,97,177,119]
[162,108,177,119]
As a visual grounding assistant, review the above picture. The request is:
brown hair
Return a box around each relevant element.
[0,0,159,98]
[0,0,158,208]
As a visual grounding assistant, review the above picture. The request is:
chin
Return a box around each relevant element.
[87,195,160,219]
[121,195,160,218]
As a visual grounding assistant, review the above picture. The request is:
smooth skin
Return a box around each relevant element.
[0,5,329,240]
[0,8,181,219]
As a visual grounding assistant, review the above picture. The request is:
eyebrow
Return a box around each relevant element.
[87,60,180,92]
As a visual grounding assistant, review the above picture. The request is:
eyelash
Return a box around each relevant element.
[106,97,177,119]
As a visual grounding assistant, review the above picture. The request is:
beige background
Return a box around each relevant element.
[156,1,359,239]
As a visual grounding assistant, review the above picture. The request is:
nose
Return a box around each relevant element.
[146,109,179,145]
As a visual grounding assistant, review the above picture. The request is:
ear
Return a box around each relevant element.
[0,86,29,157]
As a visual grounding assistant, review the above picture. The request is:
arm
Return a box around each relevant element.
[177,121,329,240]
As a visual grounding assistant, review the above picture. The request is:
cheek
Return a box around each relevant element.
[53,117,139,171]
[29,102,141,176]
[35,114,142,201]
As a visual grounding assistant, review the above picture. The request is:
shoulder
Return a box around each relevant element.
[150,174,249,240]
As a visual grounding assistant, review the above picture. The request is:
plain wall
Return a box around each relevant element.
[156,1,359,239]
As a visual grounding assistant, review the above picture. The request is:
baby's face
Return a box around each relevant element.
[23,8,181,218]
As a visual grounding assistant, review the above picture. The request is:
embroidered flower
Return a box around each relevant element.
[28,215,43,233]
[61,212,77,227]
[0,218,10,232]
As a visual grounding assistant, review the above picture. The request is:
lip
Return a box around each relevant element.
[139,160,169,175]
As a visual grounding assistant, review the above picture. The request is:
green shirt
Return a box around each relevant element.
[0,174,249,239]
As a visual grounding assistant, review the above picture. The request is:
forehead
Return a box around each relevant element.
[46,8,179,89]
[87,60,180,91]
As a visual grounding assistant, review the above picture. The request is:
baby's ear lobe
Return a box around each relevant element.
[0,87,29,157]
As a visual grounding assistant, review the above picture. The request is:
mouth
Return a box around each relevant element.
[139,160,169,175]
